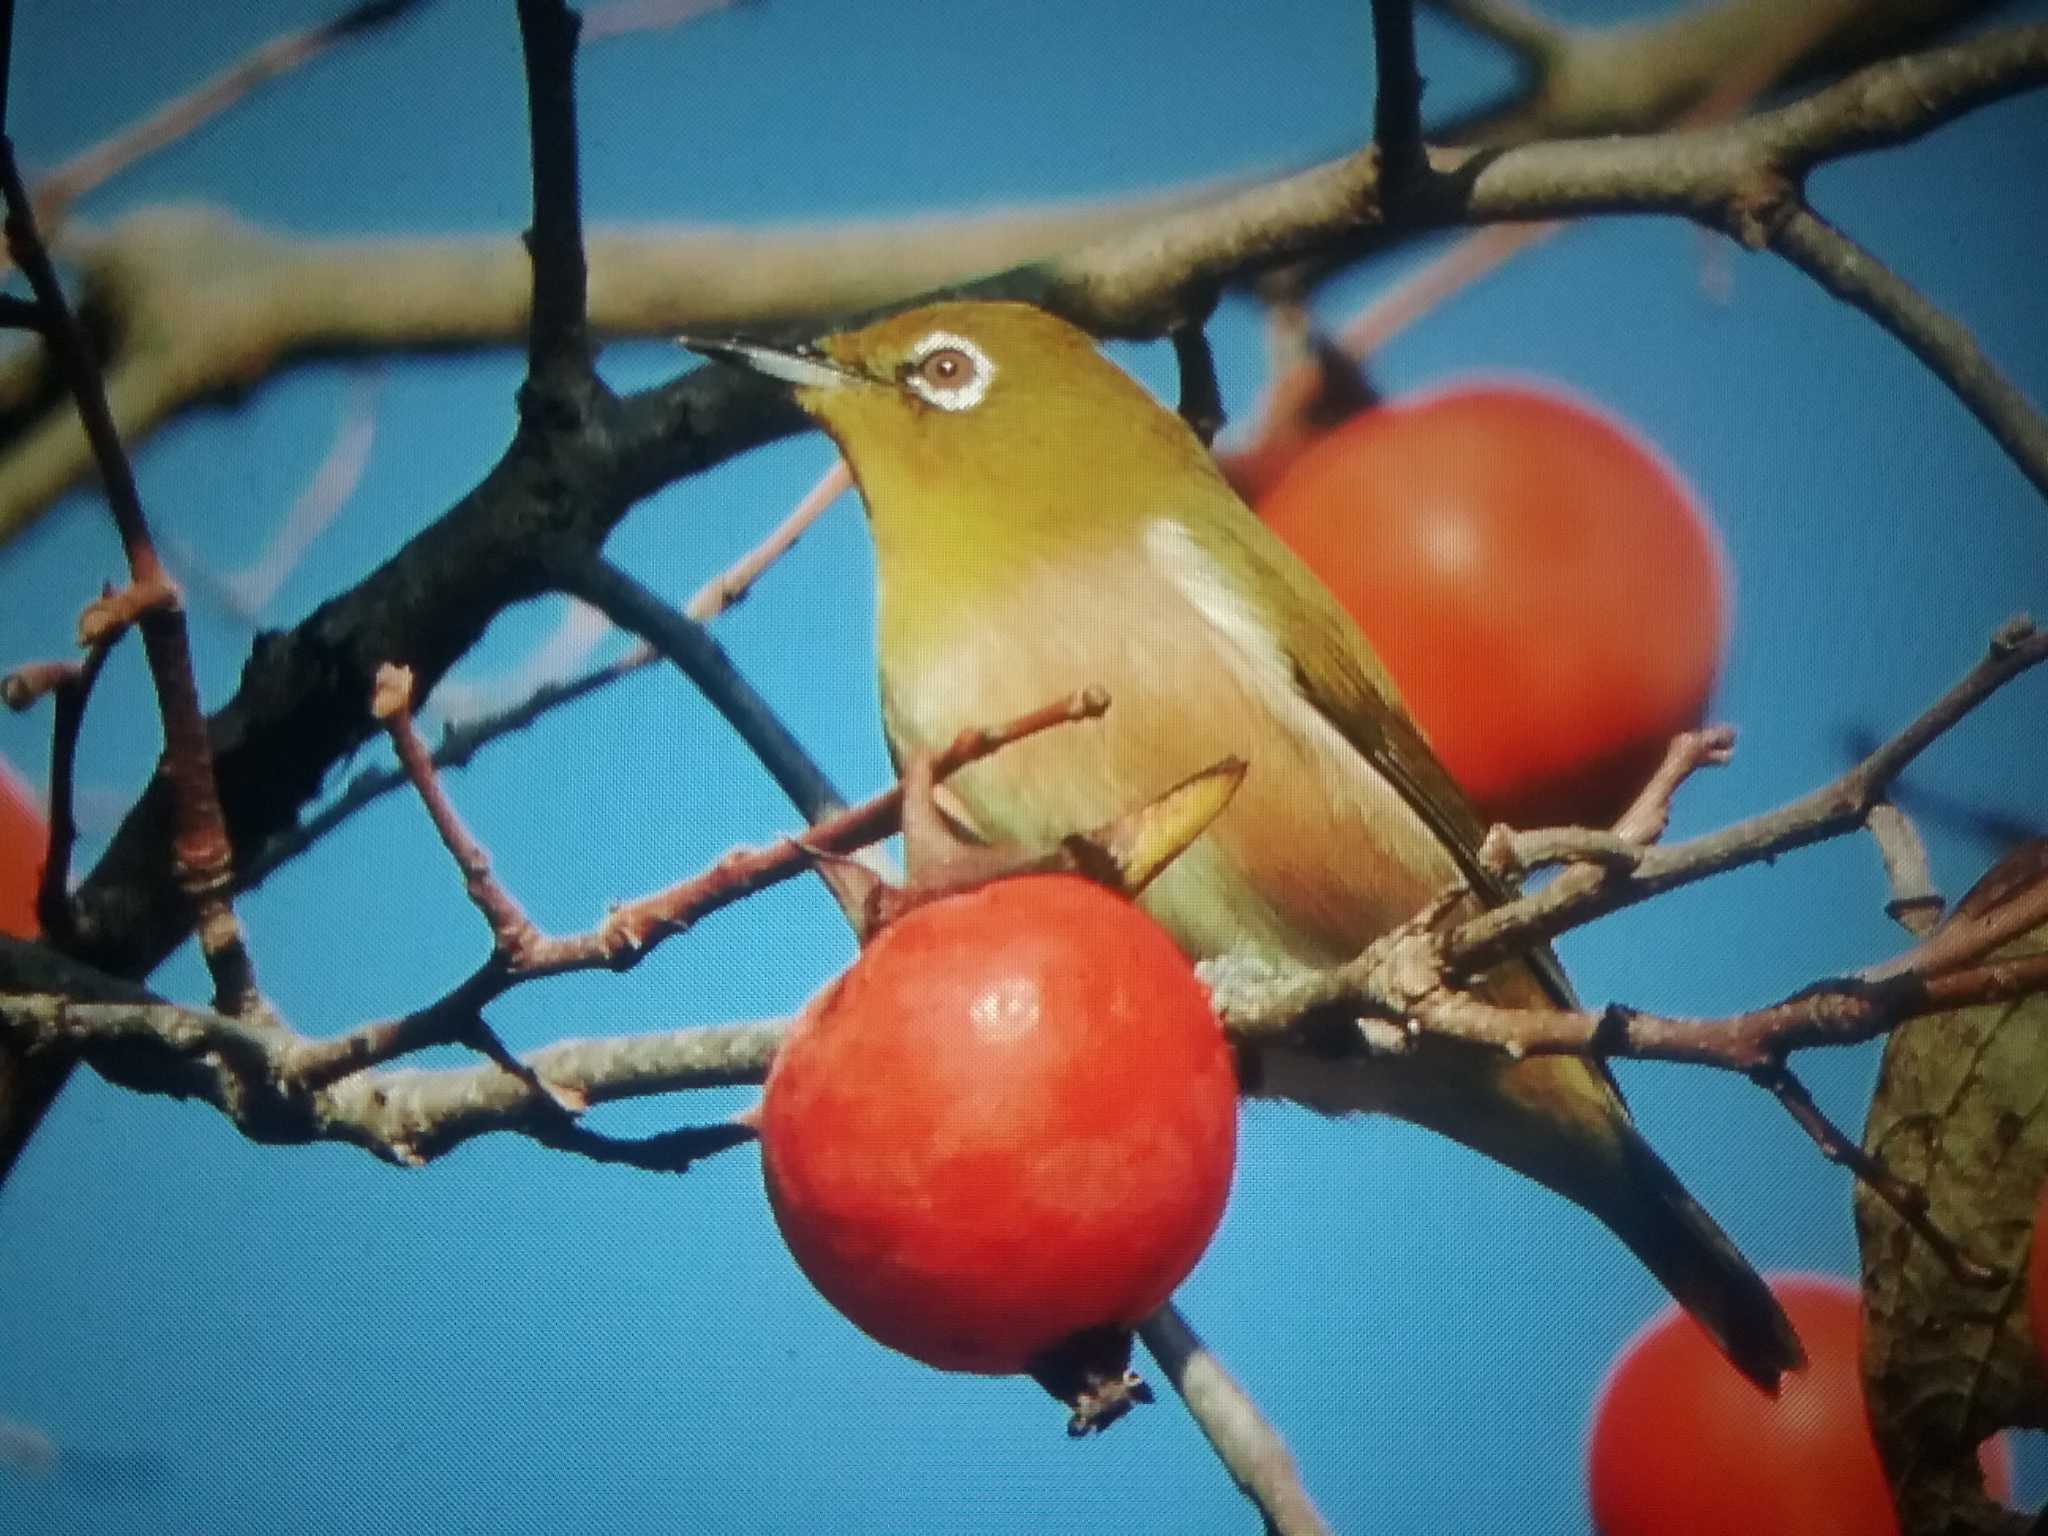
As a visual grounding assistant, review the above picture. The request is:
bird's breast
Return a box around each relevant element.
[876,524,1465,970]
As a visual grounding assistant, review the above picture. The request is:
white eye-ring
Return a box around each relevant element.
[903,330,995,412]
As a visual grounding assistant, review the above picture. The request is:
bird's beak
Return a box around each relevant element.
[677,334,864,392]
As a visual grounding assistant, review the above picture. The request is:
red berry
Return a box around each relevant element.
[1258,383,1729,829]
[0,756,45,939]
[1587,1273,2011,1534]
[759,874,1237,1379]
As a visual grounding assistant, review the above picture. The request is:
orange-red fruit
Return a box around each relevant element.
[758,874,1238,1375]
[1258,384,1729,829]
[1587,1273,2011,1535]
[0,756,45,939]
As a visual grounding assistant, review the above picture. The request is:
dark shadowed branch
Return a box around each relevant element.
[1370,0,1427,187]
[554,549,846,824]
[514,0,595,393]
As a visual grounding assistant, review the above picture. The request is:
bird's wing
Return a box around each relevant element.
[1195,509,1579,1009]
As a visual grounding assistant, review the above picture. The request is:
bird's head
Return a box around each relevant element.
[683,301,1225,564]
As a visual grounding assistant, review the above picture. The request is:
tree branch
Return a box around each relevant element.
[554,549,845,823]
[1427,0,2010,146]
[6,12,2035,540]
[1139,1307,1332,1536]
[27,0,433,229]
[0,115,262,1016]
[12,24,2039,1203]
[513,0,595,394]
[1439,618,2046,979]
[1770,204,2048,500]
[16,636,112,944]
[1204,618,2048,1067]
[1370,0,1427,187]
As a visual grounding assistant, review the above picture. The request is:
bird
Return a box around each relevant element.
[686,299,1803,1391]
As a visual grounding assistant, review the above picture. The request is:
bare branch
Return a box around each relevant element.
[1139,1307,1332,1536]
[9,17,2039,544]
[187,370,381,622]
[580,0,746,43]
[1430,0,2009,147]
[1333,221,1560,360]
[514,0,596,393]
[1421,0,1561,69]
[1171,321,1226,445]
[1440,619,2046,979]
[0,132,263,1019]
[237,456,852,886]
[29,0,432,226]
[1866,802,1943,935]
[1866,844,2048,986]
[1370,0,1427,186]
[1206,619,2048,1081]
[273,687,1107,1097]
[1754,1059,1992,1284]
[1770,204,2048,500]
[1612,725,1738,845]
[35,637,112,944]
[0,990,778,1166]
[371,664,541,952]
[556,549,846,823]
[684,457,851,621]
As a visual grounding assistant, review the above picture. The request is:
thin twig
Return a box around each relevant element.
[0,129,262,1018]
[1208,619,2048,1071]
[580,0,748,43]
[1336,222,1560,360]
[556,549,845,823]
[19,941,2048,1166]
[1139,1307,1332,1536]
[1612,725,1738,845]
[1866,801,1943,935]
[239,646,653,889]
[283,687,1105,1096]
[1864,850,2048,986]
[30,0,433,225]
[1485,725,1736,878]
[368,666,588,1113]
[36,637,112,943]
[684,457,851,620]
[240,458,851,892]
[190,370,382,623]
[1769,203,2048,501]
[371,665,539,954]
[527,1115,757,1173]
[0,989,779,1167]
[1419,0,1561,65]
[1753,1060,1991,1283]
[76,575,176,648]
[1441,619,2047,978]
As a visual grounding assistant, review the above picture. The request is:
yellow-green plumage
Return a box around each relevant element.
[707,300,1799,1390]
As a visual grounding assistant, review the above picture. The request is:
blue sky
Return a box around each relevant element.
[0,1,2044,1531]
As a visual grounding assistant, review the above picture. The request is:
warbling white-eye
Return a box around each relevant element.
[688,300,1801,1391]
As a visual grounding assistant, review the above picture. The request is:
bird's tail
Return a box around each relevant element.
[1590,1114,1807,1392]
[1258,1042,1804,1393]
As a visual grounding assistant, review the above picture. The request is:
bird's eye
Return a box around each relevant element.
[902,332,995,411]
[917,348,974,388]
